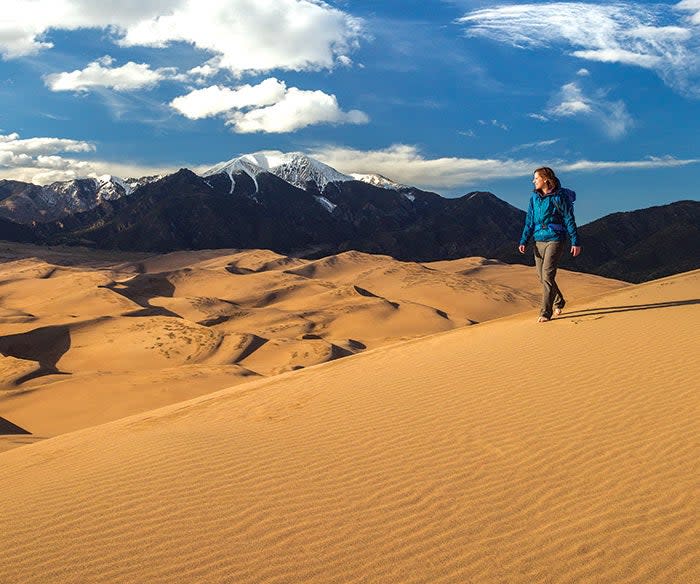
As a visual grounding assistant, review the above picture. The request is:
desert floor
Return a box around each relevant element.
[1,243,697,583]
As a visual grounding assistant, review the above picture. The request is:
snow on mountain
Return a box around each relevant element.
[314,195,338,213]
[264,152,353,191]
[202,156,265,193]
[125,175,163,192]
[202,151,354,193]
[202,152,418,198]
[350,173,406,190]
[44,175,134,209]
[39,179,101,213]
[2,150,418,225]
[0,174,146,224]
[95,175,131,201]
[36,176,132,218]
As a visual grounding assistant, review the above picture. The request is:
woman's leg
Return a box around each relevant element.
[535,241,565,319]
[534,242,544,286]
[552,267,565,314]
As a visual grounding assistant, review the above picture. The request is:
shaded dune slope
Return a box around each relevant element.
[0,270,697,583]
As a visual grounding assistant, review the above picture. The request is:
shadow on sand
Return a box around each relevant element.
[559,299,700,319]
[100,273,181,318]
[0,325,72,384]
[0,416,31,435]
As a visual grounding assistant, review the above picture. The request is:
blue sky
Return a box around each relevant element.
[1,0,699,223]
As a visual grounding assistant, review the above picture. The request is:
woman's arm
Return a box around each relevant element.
[519,195,535,248]
[559,193,579,247]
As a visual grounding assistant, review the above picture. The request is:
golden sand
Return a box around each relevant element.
[0,243,623,436]
[0,241,696,582]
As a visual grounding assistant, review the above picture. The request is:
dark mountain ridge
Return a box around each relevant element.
[564,200,700,283]
[1,164,698,283]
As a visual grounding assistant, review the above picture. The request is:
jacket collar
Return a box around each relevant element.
[534,188,559,198]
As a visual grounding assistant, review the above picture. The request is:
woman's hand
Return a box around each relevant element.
[571,245,582,257]
[518,244,526,254]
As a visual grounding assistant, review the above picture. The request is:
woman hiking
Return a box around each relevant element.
[518,167,581,323]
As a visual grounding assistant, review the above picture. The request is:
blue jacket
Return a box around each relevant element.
[519,188,579,246]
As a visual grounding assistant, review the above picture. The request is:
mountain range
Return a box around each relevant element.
[1,152,698,283]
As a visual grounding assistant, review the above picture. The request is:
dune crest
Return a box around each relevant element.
[0,243,624,436]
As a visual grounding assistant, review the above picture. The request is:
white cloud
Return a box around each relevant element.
[577,68,590,76]
[0,0,176,58]
[306,144,699,192]
[549,82,594,116]
[44,56,167,92]
[2,132,697,187]
[528,113,550,122]
[0,131,169,184]
[1,0,364,76]
[171,78,287,119]
[119,0,364,75]
[228,88,368,133]
[171,78,369,133]
[477,119,508,130]
[458,2,700,97]
[510,139,560,153]
[570,48,662,68]
[561,156,699,172]
[548,82,633,139]
[0,160,171,185]
[677,0,700,24]
[188,60,220,83]
[0,131,96,183]
[0,132,95,156]
[309,144,534,189]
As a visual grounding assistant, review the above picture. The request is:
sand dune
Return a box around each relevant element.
[0,268,697,583]
[0,243,624,437]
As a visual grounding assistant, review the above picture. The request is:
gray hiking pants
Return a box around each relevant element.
[534,241,565,319]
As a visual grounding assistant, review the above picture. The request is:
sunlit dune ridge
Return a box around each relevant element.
[0,242,624,436]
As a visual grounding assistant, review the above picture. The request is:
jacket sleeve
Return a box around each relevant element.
[519,195,534,246]
[559,193,579,246]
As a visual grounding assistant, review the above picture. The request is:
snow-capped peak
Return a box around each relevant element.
[96,174,117,185]
[350,173,406,190]
[202,151,353,192]
[93,174,132,201]
[201,155,267,193]
[202,156,265,180]
[262,152,353,191]
[96,174,133,197]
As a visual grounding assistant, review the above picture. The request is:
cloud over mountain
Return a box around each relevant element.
[0,133,167,184]
[310,144,534,189]
[1,133,697,189]
[0,133,94,156]
[309,144,699,192]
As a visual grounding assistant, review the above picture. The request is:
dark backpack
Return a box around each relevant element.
[552,188,576,216]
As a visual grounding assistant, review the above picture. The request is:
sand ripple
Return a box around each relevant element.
[0,270,697,583]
